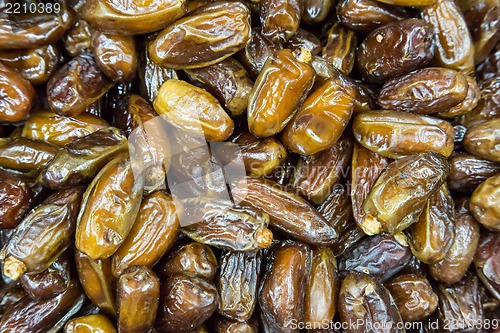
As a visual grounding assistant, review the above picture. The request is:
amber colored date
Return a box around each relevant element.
[469,173,500,232]
[0,62,35,123]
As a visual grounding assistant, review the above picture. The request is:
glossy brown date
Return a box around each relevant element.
[376,0,435,5]
[62,19,92,57]
[181,197,273,251]
[0,170,36,229]
[385,274,438,322]
[464,118,500,162]
[459,76,500,127]
[0,61,35,123]
[157,242,218,281]
[448,152,500,194]
[65,314,117,333]
[217,250,261,322]
[360,151,449,235]
[437,76,481,118]
[112,192,180,277]
[474,232,500,300]
[21,110,110,147]
[337,0,409,33]
[302,0,332,23]
[356,19,434,83]
[75,250,117,316]
[39,127,128,190]
[233,177,338,246]
[155,274,218,332]
[0,44,60,85]
[283,79,354,156]
[91,30,137,83]
[185,57,253,117]
[75,154,144,259]
[259,241,311,332]
[248,48,315,138]
[2,187,84,280]
[338,234,412,282]
[117,266,160,333]
[284,29,322,56]
[260,0,303,44]
[407,184,455,264]
[470,173,500,232]
[47,53,112,117]
[338,272,404,333]
[82,0,187,35]
[0,137,58,174]
[377,67,469,114]
[429,209,480,284]
[154,79,234,142]
[322,23,357,75]
[421,0,475,74]
[290,136,353,204]
[215,317,259,333]
[150,2,251,69]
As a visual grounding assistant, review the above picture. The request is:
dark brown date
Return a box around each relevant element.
[284,29,322,56]
[302,0,332,23]
[338,272,404,333]
[47,53,112,117]
[260,0,303,44]
[237,28,282,79]
[464,118,500,162]
[448,152,500,193]
[150,2,251,69]
[259,241,311,332]
[0,61,35,123]
[217,251,261,321]
[156,274,218,332]
[356,19,435,83]
[338,234,412,282]
[470,173,500,232]
[322,23,357,75]
[474,231,500,300]
[377,67,469,114]
[437,76,481,118]
[0,170,36,229]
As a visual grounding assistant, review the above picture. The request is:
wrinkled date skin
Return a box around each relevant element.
[20,252,71,301]
[353,110,455,159]
[0,170,36,229]
[474,232,500,300]
[429,209,480,284]
[2,187,84,281]
[377,67,469,114]
[47,53,112,117]
[375,0,436,5]
[233,177,338,246]
[338,234,412,282]
[181,198,273,251]
[21,110,110,147]
[150,2,251,69]
[338,272,405,333]
[82,0,187,35]
[0,7,75,50]
[437,76,481,118]
[337,0,410,33]
[112,191,180,277]
[156,274,218,333]
[157,242,218,281]
[248,48,315,138]
[65,314,117,333]
[260,0,303,44]
[117,266,160,333]
[0,137,58,173]
[322,23,357,75]
[464,118,500,162]
[283,79,354,156]
[215,317,259,333]
[0,44,60,85]
[185,57,253,117]
[470,173,500,232]
[259,241,311,333]
[62,19,92,57]
[357,19,435,83]
[361,151,450,235]
[154,79,234,142]
[0,280,84,333]
[91,30,137,83]
[304,247,339,327]
[385,274,438,322]
[39,127,128,190]
[458,76,500,127]
[291,136,353,204]
[350,142,389,226]
[75,155,144,260]
[0,61,35,123]
[448,153,500,193]
[421,0,475,74]
[407,184,455,264]
[284,28,322,56]
[74,250,117,316]
[217,250,261,322]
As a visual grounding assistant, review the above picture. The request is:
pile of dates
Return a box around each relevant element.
[0,0,499,332]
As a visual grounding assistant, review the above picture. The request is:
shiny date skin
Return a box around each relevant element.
[437,76,481,118]
[0,170,36,229]
[0,61,35,123]
[448,152,500,194]
[0,137,58,174]
[356,19,435,83]
[470,173,500,232]
[259,241,311,333]
[260,0,303,44]
[62,19,91,57]
[65,314,117,333]
[284,29,322,56]
[474,231,500,300]
[464,118,500,162]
